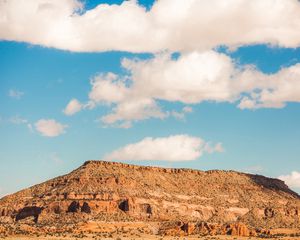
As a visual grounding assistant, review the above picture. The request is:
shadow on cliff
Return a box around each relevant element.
[248,173,299,199]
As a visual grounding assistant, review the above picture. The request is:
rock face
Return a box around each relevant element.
[81,202,91,214]
[0,160,299,236]
[158,221,255,237]
[67,201,80,213]
[15,206,43,223]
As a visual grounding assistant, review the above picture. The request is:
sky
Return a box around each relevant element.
[0,0,300,197]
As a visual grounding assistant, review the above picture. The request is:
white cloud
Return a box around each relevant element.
[119,52,300,109]
[1,0,300,52]
[279,171,300,189]
[121,51,238,104]
[9,115,28,124]
[63,98,82,115]
[35,119,67,137]
[9,115,33,132]
[8,89,24,99]
[89,73,129,104]
[65,50,300,126]
[237,64,300,109]
[72,51,237,126]
[205,142,224,153]
[171,106,193,120]
[171,111,185,121]
[19,0,298,126]
[103,134,223,162]
[86,72,168,127]
[100,98,168,128]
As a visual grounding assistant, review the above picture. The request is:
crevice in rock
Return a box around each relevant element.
[67,201,80,213]
[118,199,129,212]
[146,204,152,214]
[141,203,152,215]
[180,223,189,233]
[15,206,43,223]
[53,206,61,214]
[81,202,91,213]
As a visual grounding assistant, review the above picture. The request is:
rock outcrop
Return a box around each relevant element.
[15,206,43,223]
[0,160,299,237]
[158,221,255,237]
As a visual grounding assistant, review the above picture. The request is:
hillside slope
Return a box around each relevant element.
[0,160,299,236]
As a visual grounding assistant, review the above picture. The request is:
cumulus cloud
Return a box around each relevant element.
[120,52,300,109]
[121,51,238,104]
[87,72,168,127]
[8,89,24,99]
[237,64,300,109]
[103,134,223,162]
[1,0,300,52]
[35,119,67,137]
[63,98,82,115]
[100,98,167,128]
[89,73,129,103]
[72,51,237,126]
[3,0,300,127]
[279,171,300,189]
[67,50,300,127]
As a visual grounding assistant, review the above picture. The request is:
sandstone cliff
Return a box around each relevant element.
[0,160,299,237]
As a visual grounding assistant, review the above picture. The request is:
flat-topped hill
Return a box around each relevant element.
[0,160,299,237]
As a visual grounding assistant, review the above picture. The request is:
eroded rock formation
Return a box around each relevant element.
[0,160,299,237]
[67,201,80,213]
[15,206,43,223]
[159,221,255,237]
[81,202,91,213]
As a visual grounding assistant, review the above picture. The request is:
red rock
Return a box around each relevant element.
[0,160,299,236]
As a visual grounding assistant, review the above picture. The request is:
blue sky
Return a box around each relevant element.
[1,0,300,196]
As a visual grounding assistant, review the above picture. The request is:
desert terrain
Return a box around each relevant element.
[0,161,299,239]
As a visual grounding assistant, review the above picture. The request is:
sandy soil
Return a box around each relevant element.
[2,235,300,240]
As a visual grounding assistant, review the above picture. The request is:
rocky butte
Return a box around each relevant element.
[0,160,299,238]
